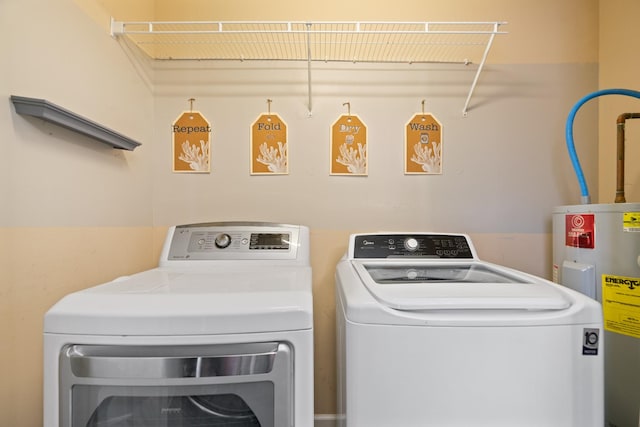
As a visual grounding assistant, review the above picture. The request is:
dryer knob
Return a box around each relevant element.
[215,233,232,249]
[404,237,419,251]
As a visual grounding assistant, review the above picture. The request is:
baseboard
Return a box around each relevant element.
[315,414,338,427]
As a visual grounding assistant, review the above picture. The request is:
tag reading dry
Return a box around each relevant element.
[172,111,211,173]
[330,114,367,175]
[405,113,442,174]
[251,114,288,175]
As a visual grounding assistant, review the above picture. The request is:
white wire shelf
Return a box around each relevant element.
[110,20,507,115]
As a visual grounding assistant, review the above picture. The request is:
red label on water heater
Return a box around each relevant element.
[565,214,595,249]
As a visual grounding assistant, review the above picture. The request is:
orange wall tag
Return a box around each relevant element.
[251,113,288,175]
[405,113,442,174]
[330,114,367,175]
[172,111,211,173]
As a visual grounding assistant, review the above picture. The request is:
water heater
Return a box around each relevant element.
[554,89,640,427]
[552,204,640,427]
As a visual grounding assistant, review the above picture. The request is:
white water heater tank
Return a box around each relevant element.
[552,202,640,427]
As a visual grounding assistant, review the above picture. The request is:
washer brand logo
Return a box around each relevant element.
[605,275,640,290]
[582,328,599,356]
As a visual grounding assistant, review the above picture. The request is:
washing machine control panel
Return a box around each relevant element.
[352,233,475,259]
[166,222,303,260]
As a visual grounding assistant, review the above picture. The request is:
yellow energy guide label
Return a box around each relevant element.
[602,274,640,339]
[623,212,640,232]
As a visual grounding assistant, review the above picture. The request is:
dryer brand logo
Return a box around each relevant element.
[582,328,599,356]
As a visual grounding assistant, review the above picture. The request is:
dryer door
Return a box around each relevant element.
[59,342,292,427]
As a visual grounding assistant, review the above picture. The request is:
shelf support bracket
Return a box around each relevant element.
[462,22,500,117]
[306,23,313,117]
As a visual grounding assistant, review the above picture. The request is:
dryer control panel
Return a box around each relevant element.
[163,222,308,262]
[351,233,476,259]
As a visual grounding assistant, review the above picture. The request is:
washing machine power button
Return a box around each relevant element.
[404,238,419,251]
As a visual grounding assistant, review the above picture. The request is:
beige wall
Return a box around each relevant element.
[1,0,154,425]
[0,228,158,427]
[1,0,609,425]
[598,0,640,204]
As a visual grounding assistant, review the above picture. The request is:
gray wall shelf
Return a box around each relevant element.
[10,95,141,151]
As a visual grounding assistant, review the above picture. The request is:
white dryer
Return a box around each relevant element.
[336,232,603,427]
[44,222,313,427]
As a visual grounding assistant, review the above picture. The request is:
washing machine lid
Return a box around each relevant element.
[44,265,313,336]
[353,261,571,311]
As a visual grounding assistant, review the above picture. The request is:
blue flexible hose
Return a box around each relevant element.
[566,88,640,204]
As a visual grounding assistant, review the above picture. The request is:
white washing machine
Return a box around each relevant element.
[336,232,603,427]
[44,222,313,427]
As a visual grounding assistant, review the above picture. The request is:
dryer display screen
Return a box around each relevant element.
[250,233,290,250]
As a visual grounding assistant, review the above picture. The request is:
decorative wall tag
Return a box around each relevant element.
[172,100,211,173]
[251,106,288,175]
[331,105,367,175]
[405,111,442,174]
